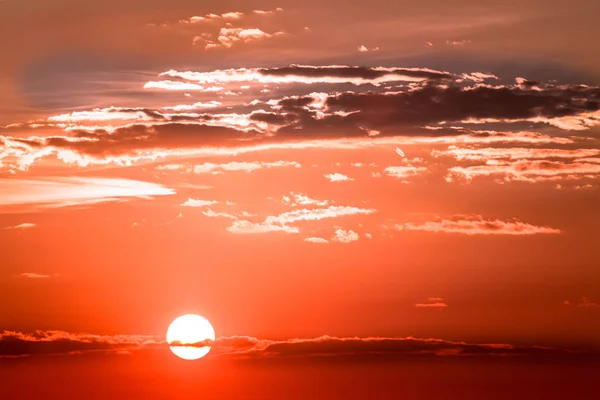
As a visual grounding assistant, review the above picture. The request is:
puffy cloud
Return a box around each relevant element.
[0,177,175,208]
[397,215,561,236]
[202,28,284,49]
[357,45,379,52]
[181,199,218,208]
[332,228,360,243]
[282,193,329,207]
[180,12,244,24]
[324,173,353,182]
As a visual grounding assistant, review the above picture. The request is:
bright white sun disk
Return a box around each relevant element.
[166,314,215,360]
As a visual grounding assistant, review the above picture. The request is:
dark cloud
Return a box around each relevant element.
[46,123,261,156]
[321,85,600,129]
[0,331,159,357]
[1,331,594,360]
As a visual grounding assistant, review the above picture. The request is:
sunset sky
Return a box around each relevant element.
[1,0,599,398]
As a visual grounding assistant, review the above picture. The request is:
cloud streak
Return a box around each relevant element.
[1,331,585,360]
[0,177,175,208]
[397,215,561,236]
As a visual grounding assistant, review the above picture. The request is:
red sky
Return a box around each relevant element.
[1,0,599,398]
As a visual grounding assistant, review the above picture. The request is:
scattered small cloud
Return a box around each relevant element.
[564,297,599,308]
[332,228,360,243]
[304,237,329,244]
[181,199,218,208]
[324,173,353,182]
[17,273,53,279]
[4,223,36,230]
[415,297,448,308]
[357,45,379,52]
[446,40,471,45]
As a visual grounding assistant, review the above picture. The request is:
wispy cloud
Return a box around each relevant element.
[181,199,218,208]
[193,161,300,174]
[17,273,53,279]
[304,237,329,244]
[397,215,561,236]
[228,205,375,234]
[4,223,36,230]
[0,177,175,208]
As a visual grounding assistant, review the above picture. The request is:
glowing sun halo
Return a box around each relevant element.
[166,314,215,360]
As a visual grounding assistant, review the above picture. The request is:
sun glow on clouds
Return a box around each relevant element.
[0,177,175,207]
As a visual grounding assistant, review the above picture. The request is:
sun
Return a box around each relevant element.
[166,314,216,360]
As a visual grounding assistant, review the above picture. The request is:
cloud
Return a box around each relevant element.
[332,228,359,243]
[415,297,448,308]
[415,303,448,308]
[193,161,300,174]
[0,127,582,171]
[17,273,52,279]
[203,28,284,49]
[564,297,599,308]
[433,147,600,162]
[324,173,353,182]
[180,12,244,24]
[384,165,427,179]
[228,205,375,235]
[447,40,471,45]
[0,177,175,208]
[397,215,561,236]
[304,237,329,244]
[282,193,329,207]
[4,223,36,230]
[357,45,379,52]
[252,8,284,15]
[0,330,159,358]
[202,208,255,220]
[1,331,582,360]
[163,101,223,111]
[157,65,454,87]
[446,160,600,184]
[181,199,218,208]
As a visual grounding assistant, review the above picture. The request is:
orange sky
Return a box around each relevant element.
[1,0,599,398]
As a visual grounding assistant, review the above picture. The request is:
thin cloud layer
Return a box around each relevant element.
[1,331,584,359]
[397,215,561,235]
[227,205,375,234]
